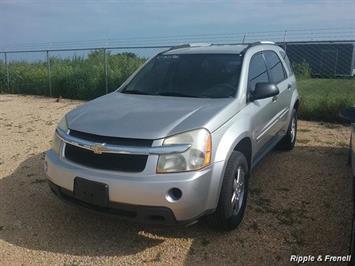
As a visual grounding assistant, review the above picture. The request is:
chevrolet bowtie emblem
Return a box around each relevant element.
[90,143,107,154]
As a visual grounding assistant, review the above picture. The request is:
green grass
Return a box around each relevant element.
[298,78,355,122]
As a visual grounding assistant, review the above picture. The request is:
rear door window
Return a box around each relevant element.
[263,51,287,84]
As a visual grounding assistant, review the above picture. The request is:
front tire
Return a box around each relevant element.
[277,108,297,151]
[211,151,249,231]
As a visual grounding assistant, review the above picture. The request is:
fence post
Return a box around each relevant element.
[242,33,247,44]
[104,48,108,94]
[4,52,10,93]
[283,30,288,52]
[46,50,52,97]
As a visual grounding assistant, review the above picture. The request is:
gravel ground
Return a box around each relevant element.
[0,94,353,266]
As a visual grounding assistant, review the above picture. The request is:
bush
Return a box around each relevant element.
[293,60,312,80]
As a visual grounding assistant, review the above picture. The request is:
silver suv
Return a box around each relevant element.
[45,42,299,230]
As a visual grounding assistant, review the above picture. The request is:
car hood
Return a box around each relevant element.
[66,92,237,139]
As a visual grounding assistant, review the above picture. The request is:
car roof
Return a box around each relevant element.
[163,44,249,55]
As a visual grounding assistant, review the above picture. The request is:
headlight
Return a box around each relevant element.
[57,116,68,132]
[157,129,211,173]
[52,116,68,155]
[52,133,62,155]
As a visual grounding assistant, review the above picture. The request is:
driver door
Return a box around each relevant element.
[247,52,280,156]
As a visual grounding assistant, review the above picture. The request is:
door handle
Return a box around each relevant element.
[287,84,292,90]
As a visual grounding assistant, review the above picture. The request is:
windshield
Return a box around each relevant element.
[121,53,243,98]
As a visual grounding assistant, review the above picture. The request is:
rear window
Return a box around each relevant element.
[122,53,243,98]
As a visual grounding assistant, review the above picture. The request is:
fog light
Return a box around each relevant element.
[166,188,182,202]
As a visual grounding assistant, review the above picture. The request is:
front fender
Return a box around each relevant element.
[207,112,252,209]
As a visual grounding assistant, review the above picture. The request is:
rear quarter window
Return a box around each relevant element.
[279,50,294,75]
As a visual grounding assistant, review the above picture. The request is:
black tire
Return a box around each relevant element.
[277,109,297,151]
[211,151,249,231]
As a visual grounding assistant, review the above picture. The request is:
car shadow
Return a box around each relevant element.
[0,145,352,264]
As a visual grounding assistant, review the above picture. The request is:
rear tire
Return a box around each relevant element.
[277,109,297,151]
[210,151,249,231]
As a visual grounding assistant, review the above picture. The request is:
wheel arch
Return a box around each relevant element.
[294,99,300,111]
[233,137,252,171]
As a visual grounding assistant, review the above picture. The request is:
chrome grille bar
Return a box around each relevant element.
[56,128,190,155]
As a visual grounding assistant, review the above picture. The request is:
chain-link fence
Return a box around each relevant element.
[0,46,169,99]
[285,41,355,77]
[0,29,354,107]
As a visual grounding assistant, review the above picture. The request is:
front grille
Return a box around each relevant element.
[64,130,152,172]
[69,130,153,147]
[65,144,148,172]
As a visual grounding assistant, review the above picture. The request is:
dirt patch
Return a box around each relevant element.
[0,94,352,265]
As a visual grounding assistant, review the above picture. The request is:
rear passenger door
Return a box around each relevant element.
[263,50,290,134]
[248,52,279,153]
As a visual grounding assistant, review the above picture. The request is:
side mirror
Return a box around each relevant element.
[250,83,279,101]
[339,106,355,123]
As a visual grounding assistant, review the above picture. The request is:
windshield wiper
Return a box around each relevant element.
[121,90,153,95]
[157,92,199,98]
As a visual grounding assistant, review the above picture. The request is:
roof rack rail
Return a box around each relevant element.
[248,41,275,47]
[166,43,212,52]
[166,44,190,51]
[189,43,212,47]
[240,41,277,54]
[258,41,276,44]
[242,41,276,52]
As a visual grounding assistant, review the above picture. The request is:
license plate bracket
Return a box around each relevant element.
[74,177,109,207]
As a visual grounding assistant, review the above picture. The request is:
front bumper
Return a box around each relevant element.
[45,149,225,224]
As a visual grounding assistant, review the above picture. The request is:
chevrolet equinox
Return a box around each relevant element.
[45,42,299,230]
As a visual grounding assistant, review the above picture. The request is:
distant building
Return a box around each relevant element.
[283,41,355,77]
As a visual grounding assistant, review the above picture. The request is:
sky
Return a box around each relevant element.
[0,0,355,52]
